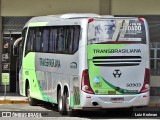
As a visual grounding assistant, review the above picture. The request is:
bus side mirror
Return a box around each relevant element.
[13,37,22,56]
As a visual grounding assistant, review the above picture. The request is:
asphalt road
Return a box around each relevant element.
[0,102,159,119]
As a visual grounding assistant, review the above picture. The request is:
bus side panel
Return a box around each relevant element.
[34,52,80,105]
[69,75,80,108]
[23,52,46,101]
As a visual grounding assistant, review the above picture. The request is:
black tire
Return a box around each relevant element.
[64,92,76,116]
[51,103,58,110]
[58,90,67,115]
[27,84,37,106]
[127,107,134,116]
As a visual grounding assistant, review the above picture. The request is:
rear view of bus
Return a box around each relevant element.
[81,17,150,109]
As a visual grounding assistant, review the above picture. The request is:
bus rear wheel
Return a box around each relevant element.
[64,92,76,116]
[58,90,67,115]
[27,84,37,106]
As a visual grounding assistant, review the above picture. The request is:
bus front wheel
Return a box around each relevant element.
[27,84,37,106]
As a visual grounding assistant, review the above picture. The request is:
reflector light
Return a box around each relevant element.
[143,95,147,98]
[138,18,144,22]
[88,18,94,23]
[86,96,91,98]
[81,69,94,94]
[140,68,150,93]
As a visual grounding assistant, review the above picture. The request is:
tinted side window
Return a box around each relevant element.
[21,28,27,53]
[25,28,35,55]
[67,26,74,53]
[25,25,80,54]
[56,26,80,54]
[57,27,65,53]
[42,29,49,52]
[35,28,42,52]
[72,26,80,53]
[49,28,58,53]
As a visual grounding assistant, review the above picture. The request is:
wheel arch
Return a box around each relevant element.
[63,85,70,96]
[57,83,62,103]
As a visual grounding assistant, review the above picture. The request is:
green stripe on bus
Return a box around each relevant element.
[87,44,127,95]
[70,96,74,108]
[29,22,48,27]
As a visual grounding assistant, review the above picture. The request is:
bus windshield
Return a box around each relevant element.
[88,19,146,44]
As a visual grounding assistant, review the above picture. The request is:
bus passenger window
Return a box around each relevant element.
[42,29,49,52]
[26,28,35,54]
[58,28,65,53]
[49,28,56,53]
[35,28,41,52]
[73,26,80,53]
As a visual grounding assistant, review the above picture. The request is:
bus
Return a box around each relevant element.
[14,13,150,116]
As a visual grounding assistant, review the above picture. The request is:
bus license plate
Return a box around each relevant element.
[111,98,124,103]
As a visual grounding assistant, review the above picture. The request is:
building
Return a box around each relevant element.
[0,0,159,95]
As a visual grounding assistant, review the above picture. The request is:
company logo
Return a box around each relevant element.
[39,58,61,68]
[113,69,122,78]
[93,49,141,54]
[70,62,77,69]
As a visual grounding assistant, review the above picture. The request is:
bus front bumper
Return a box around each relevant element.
[80,91,150,109]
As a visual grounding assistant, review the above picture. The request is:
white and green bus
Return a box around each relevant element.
[14,13,150,115]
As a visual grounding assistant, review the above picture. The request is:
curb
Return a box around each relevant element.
[0,100,29,104]
[148,103,160,107]
[0,100,160,107]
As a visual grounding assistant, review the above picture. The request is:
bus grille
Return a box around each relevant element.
[92,56,142,67]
